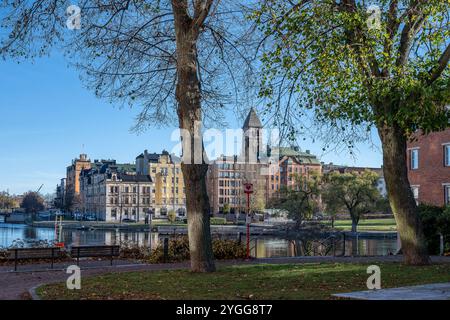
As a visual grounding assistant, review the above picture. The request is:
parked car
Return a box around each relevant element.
[83,214,97,221]
[73,213,83,221]
[121,218,136,223]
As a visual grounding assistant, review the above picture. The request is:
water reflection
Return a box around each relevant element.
[250,237,397,258]
[0,223,397,257]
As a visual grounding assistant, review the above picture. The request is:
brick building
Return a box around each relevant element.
[66,154,92,197]
[407,129,450,206]
[267,147,322,199]
[207,108,322,214]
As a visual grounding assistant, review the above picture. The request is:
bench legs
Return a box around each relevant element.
[14,249,18,272]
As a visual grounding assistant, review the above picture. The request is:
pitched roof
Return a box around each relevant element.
[243,108,263,129]
[119,174,152,183]
[271,147,321,165]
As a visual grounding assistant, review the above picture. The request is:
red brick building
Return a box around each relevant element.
[407,129,450,206]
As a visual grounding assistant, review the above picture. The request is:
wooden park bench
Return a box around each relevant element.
[6,247,61,271]
[70,245,120,266]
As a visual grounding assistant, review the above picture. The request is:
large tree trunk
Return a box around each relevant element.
[172,2,215,272]
[378,124,429,265]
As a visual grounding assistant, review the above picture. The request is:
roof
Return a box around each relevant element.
[272,147,321,165]
[116,163,136,173]
[137,150,182,164]
[119,174,152,183]
[323,164,383,175]
[243,108,263,129]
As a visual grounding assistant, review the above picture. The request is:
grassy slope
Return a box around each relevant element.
[37,262,450,300]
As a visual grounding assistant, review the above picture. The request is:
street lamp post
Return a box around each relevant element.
[243,182,253,260]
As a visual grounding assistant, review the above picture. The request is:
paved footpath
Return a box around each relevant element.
[1,255,449,300]
[333,282,450,300]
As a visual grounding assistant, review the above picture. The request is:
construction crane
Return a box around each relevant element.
[36,184,44,193]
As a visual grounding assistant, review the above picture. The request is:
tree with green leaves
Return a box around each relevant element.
[322,170,382,232]
[1,0,257,272]
[253,0,450,265]
[222,203,231,215]
[268,173,321,227]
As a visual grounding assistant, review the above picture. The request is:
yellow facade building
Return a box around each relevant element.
[136,150,186,217]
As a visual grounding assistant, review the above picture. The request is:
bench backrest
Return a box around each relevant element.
[70,245,120,258]
[6,247,61,260]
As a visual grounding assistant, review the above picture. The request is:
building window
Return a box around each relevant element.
[411,186,419,204]
[410,149,419,170]
[445,185,450,205]
[444,145,450,167]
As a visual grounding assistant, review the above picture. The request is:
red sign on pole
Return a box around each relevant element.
[243,182,253,260]
[243,183,253,194]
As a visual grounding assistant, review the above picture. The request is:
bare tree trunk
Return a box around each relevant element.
[172,2,215,272]
[378,124,429,265]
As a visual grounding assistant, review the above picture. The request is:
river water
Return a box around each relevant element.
[0,223,397,258]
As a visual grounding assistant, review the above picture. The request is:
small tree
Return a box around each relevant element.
[21,192,45,220]
[322,171,382,233]
[0,192,15,210]
[222,203,231,215]
[64,192,82,213]
[168,210,177,224]
[268,173,321,227]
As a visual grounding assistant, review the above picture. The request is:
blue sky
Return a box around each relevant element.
[0,53,383,195]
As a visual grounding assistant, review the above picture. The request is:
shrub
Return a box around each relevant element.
[417,204,450,254]
[119,240,151,260]
[0,248,7,261]
[149,236,190,263]
[210,217,227,225]
[148,236,246,263]
[212,238,246,260]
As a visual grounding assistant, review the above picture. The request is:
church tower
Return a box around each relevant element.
[243,108,263,163]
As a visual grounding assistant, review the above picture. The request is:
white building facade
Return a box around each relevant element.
[80,160,154,222]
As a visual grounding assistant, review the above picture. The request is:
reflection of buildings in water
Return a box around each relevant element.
[255,239,290,258]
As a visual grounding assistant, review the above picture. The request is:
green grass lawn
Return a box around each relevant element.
[327,218,397,231]
[37,262,450,300]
